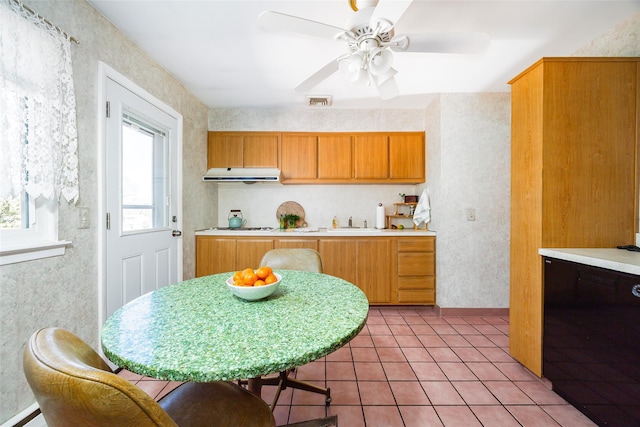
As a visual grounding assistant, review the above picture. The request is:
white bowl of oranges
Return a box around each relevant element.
[226,266,281,301]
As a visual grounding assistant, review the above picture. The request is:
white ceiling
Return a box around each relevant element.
[88,0,640,110]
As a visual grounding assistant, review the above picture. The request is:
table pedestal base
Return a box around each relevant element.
[244,371,331,410]
[247,377,262,397]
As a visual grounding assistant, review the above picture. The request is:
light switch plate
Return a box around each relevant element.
[78,207,90,229]
[466,208,476,221]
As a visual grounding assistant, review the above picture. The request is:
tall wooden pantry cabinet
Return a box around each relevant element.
[509,58,639,376]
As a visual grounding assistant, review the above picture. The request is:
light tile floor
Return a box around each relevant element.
[122,307,597,426]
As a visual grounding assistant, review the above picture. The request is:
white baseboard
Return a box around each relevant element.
[1,403,43,427]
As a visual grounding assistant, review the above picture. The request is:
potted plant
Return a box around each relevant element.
[284,214,299,229]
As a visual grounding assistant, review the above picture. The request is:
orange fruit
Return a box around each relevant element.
[264,273,278,285]
[256,267,271,280]
[233,279,246,287]
[254,279,266,287]
[233,271,243,281]
[243,271,258,286]
[242,267,254,276]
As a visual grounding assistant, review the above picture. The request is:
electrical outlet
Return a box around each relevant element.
[78,207,90,229]
[466,208,476,221]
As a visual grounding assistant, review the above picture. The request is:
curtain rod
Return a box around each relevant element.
[14,0,80,44]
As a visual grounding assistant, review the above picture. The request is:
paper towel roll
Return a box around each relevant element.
[375,203,386,229]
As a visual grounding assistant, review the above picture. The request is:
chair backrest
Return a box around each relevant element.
[260,248,323,273]
[23,327,178,427]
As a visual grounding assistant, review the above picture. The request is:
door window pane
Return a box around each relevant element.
[121,116,168,232]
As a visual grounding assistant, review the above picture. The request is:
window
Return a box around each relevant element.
[121,114,169,233]
[0,1,78,265]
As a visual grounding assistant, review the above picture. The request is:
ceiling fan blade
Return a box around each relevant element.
[258,11,350,40]
[375,75,399,100]
[370,0,413,27]
[295,59,341,92]
[391,32,490,54]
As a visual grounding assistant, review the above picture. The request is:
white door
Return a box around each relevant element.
[104,77,181,318]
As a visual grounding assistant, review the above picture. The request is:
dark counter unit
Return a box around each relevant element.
[543,257,640,426]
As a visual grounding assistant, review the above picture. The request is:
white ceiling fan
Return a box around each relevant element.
[258,0,490,100]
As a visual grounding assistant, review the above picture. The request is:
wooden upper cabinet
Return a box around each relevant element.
[208,133,243,168]
[207,132,278,169]
[242,134,279,167]
[389,133,425,181]
[207,131,425,183]
[317,134,352,179]
[353,134,389,179]
[280,134,317,180]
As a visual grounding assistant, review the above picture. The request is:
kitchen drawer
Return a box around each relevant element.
[397,239,434,252]
[398,252,435,276]
[274,239,318,250]
[398,276,435,290]
[398,289,435,304]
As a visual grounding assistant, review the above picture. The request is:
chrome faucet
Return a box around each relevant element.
[348,216,353,227]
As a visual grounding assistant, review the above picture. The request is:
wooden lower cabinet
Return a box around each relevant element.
[318,239,357,286]
[274,239,318,250]
[396,238,435,304]
[356,240,392,303]
[196,237,273,276]
[196,237,236,277]
[236,239,274,270]
[196,235,436,305]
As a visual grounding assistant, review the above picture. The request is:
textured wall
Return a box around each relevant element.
[573,12,640,56]
[0,0,211,422]
[428,93,512,308]
[209,108,426,132]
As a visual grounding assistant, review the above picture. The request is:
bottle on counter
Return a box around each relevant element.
[279,214,285,230]
[332,216,338,229]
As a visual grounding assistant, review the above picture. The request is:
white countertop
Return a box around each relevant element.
[539,248,640,275]
[196,228,436,237]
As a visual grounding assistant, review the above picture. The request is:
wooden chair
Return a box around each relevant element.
[260,248,324,273]
[23,327,275,427]
[253,248,331,410]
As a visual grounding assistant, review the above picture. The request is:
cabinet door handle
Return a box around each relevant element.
[632,284,640,298]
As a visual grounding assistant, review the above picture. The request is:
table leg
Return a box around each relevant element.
[247,377,262,397]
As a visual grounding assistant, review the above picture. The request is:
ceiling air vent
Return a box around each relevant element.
[306,96,332,107]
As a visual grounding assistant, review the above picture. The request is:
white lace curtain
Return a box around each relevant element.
[0,0,79,204]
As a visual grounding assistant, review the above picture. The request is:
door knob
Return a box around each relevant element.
[172,230,182,237]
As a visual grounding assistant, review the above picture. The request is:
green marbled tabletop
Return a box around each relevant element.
[102,270,369,382]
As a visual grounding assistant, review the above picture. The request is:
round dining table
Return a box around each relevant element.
[101,270,369,395]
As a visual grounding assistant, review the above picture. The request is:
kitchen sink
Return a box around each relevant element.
[326,228,382,233]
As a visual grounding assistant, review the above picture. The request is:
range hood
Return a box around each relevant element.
[202,167,281,183]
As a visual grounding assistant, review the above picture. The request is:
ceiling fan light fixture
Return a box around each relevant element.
[339,52,368,84]
[368,47,393,76]
[371,67,397,86]
[388,34,409,52]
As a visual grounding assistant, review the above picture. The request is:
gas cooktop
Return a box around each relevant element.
[209,226,275,231]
